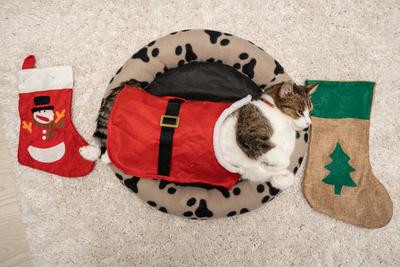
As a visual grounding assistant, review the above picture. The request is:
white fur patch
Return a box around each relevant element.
[293,107,311,130]
[218,98,298,189]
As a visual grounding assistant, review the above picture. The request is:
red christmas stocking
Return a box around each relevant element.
[17,55,94,177]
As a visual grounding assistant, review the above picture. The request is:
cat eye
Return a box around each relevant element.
[282,105,303,115]
[282,105,295,110]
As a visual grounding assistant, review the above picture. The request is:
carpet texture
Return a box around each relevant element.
[0,0,399,266]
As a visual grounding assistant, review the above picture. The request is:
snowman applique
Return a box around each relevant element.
[22,95,66,163]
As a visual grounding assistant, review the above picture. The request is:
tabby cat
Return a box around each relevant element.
[80,81,317,190]
[219,81,317,189]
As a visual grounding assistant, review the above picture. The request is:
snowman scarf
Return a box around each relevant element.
[32,115,65,139]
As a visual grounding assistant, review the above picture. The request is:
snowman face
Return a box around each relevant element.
[33,109,54,124]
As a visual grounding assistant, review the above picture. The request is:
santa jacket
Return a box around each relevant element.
[107,86,251,189]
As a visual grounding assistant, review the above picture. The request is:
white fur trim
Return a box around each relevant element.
[79,145,101,161]
[18,66,73,93]
[27,142,65,163]
[213,95,252,173]
[101,150,111,164]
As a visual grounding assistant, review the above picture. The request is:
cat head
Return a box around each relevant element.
[261,81,318,130]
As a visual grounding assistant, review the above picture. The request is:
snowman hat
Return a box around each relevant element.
[31,95,54,113]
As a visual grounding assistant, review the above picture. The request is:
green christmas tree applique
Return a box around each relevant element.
[323,143,357,195]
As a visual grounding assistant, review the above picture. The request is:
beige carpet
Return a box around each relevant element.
[0,0,399,266]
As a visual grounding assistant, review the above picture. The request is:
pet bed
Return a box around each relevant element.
[104,29,309,219]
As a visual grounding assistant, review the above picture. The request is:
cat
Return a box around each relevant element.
[219,81,317,189]
[80,80,317,190]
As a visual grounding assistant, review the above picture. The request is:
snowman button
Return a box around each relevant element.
[42,130,47,134]
[42,136,46,140]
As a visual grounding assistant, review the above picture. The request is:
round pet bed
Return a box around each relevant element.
[104,29,309,219]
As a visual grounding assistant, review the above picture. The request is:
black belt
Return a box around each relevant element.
[157,98,182,176]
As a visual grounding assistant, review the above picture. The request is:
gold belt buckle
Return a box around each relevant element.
[160,115,179,128]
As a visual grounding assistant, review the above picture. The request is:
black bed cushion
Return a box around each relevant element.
[147,62,262,102]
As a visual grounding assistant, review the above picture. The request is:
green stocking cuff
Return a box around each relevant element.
[305,80,375,120]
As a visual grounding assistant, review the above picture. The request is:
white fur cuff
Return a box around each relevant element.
[18,66,73,93]
[213,94,252,173]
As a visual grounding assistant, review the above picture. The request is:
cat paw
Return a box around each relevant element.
[79,145,101,161]
[241,165,269,182]
[260,149,290,169]
[270,173,294,190]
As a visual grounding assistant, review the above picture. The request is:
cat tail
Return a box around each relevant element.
[85,79,143,162]
[80,97,109,161]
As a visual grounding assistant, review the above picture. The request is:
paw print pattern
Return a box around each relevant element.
[172,43,199,68]
[233,52,257,79]
[131,41,161,63]
[204,30,231,46]
[146,200,168,214]
[226,208,251,217]
[225,182,279,217]
[124,177,140,193]
[292,127,310,175]
[182,198,213,219]
[157,180,178,195]
[114,173,141,194]
[273,60,284,75]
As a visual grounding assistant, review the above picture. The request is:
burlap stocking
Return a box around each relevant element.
[302,80,393,228]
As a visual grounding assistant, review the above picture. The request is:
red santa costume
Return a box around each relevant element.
[107,86,251,189]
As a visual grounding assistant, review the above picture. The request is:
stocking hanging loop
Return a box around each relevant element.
[22,55,36,70]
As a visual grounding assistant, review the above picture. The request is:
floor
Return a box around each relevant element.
[0,1,399,266]
[0,114,31,267]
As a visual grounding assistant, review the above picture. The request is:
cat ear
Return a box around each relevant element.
[306,83,319,95]
[279,82,293,98]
